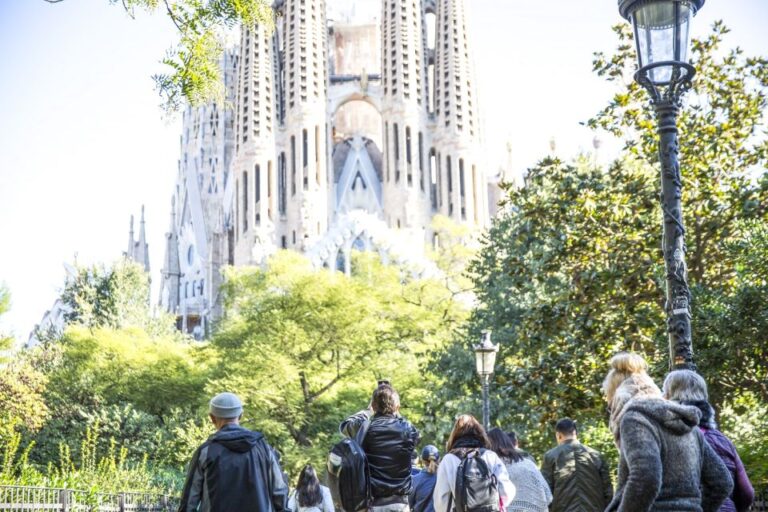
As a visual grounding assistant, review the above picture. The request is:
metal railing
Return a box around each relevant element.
[0,486,178,511]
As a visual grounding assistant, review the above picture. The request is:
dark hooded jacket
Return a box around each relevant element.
[683,400,755,512]
[179,423,289,512]
[606,398,733,512]
[540,439,613,512]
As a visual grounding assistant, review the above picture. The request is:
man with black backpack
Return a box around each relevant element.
[338,383,420,512]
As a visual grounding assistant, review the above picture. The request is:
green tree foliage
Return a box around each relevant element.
[208,250,468,475]
[590,22,768,288]
[592,22,768,453]
[426,156,666,454]
[28,325,208,470]
[0,361,49,443]
[1,422,176,495]
[0,285,12,356]
[719,393,768,484]
[694,220,768,406]
[426,22,768,463]
[0,286,49,444]
[60,259,175,335]
[45,0,272,112]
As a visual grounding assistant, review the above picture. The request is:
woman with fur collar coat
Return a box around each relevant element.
[601,353,733,512]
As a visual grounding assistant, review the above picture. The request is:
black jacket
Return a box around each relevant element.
[179,424,289,512]
[340,410,420,502]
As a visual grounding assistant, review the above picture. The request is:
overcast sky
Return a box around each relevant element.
[0,0,766,342]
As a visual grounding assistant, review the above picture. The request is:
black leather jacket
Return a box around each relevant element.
[340,410,420,501]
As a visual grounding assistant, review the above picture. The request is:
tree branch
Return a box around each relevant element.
[163,0,183,32]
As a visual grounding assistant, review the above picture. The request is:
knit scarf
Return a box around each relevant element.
[449,435,485,457]
[681,399,717,429]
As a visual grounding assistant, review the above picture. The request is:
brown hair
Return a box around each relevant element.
[446,414,490,452]
[372,384,400,415]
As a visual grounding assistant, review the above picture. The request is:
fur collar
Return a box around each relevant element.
[609,373,662,441]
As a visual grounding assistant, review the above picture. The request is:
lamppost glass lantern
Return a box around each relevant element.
[474,331,499,429]
[619,0,704,86]
[474,331,499,377]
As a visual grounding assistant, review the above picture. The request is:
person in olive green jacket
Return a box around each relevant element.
[540,418,613,512]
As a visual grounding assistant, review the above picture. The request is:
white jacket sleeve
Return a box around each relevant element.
[322,486,335,512]
[433,454,459,512]
[486,451,515,506]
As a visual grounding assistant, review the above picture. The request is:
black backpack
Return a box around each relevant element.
[453,449,501,512]
[327,421,371,512]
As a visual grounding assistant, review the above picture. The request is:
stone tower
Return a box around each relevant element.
[126,206,150,272]
[432,0,486,226]
[226,0,489,268]
[232,21,278,264]
[277,0,330,253]
[380,0,432,236]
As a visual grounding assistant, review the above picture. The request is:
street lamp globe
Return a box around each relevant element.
[474,331,499,377]
[619,0,704,87]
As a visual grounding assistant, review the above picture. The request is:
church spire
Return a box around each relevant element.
[380,0,431,233]
[125,206,150,273]
[127,214,135,258]
[137,205,150,272]
[432,0,486,227]
[159,196,181,313]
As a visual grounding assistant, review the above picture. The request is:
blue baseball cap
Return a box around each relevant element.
[421,445,440,461]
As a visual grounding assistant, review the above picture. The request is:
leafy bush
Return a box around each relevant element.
[0,422,181,494]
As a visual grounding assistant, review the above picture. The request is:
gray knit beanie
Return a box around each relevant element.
[209,392,243,419]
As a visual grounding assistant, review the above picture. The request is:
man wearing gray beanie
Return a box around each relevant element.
[179,392,288,512]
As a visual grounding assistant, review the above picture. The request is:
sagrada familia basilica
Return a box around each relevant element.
[155,0,514,338]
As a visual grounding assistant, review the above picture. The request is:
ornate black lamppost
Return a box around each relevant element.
[474,331,499,430]
[618,0,705,370]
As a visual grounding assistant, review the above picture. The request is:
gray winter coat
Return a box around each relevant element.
[606,398,733,512]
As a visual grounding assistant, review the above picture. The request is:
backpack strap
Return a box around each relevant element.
[355,418,371,448]
[454,450,477,512]
[355,418,373,511]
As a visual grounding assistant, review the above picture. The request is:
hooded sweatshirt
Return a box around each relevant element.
[606,398,733,512]
[179,423,289,512]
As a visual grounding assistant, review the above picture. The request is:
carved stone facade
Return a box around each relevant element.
[160,0,496,337]
[159,51,238,338]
